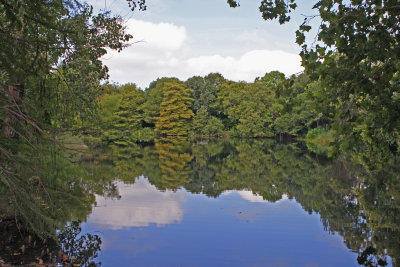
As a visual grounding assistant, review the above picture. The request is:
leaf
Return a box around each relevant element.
[295,30,305,45]
[227,0,239,7]
[299,24,312,32]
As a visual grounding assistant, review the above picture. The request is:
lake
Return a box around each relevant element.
[1,138,399,266]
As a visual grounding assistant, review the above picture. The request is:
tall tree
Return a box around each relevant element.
[142,78,174,127]
[265,73,320,136]
[186,73,225,136]
[215,80,276,137]
[155,79,194,136]
[114,83,144,134]
[0,0,142,237]
[0,0,134,135]
[185,72,225,115]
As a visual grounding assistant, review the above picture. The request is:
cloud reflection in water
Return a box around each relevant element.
[88,177,187,230]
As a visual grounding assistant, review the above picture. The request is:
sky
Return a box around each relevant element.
[88,0,318,89]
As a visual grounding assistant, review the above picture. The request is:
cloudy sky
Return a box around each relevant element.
[89,0,317,89]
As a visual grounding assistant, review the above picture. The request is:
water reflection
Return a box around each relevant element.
[0,219,101,266]
[1,138,399,266]
[225,190,270,203]
[91,138,399,266]
[88,177,187,229]
[0,150,104,266]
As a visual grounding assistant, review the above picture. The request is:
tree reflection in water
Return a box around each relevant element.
[0,220,101,266]
[0,150,103,266]
[1,138,399,266]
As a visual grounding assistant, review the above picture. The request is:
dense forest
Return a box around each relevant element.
[0,0,399,265]
[89,71,319,141]
[0,0,398,185]
[0,0,398,159]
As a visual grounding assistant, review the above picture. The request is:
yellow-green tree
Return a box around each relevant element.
[154,138,193,190]
[142,78,174,127]
[155,79,194,136]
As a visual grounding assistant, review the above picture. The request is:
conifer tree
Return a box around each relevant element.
[155,79,194,136]
[142,78,173,127]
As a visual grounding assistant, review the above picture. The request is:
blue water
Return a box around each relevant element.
[82,177,359,266]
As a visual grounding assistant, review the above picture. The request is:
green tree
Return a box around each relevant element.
[256,71,286,93]
[95,83,146,144]
[114,83,145,139]
[228,0,400,156]
[185,73,225,115]
[0,0,135,178]
[191,106,209,134]
[96,84,122,143]
[185,76,204,114]
[271,74,321,136]
[215,80,276,137]
[0,0,143,239]
[191,106,224,136]
[155,79,194,136]
[142,78,174,127]
[0,1,134,134]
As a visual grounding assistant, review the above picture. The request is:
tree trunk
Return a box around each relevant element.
[3,83,24,138]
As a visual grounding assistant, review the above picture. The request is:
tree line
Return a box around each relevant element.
[1,0,398,185]
[90,72,321,141]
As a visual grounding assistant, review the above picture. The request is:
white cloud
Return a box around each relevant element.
[87,177,187,230]
[104,19,303,88]
[187,50,302,81]
[237,190,266,203]
[223,190,289,203]
[276,194,289,203]
[125,19,187,51]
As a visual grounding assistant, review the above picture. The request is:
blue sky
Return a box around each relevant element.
[89,0,318,88]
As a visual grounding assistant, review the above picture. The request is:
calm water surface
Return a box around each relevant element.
[76,138,397,266]
[2,138,397,266]
[82,178,358,266]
